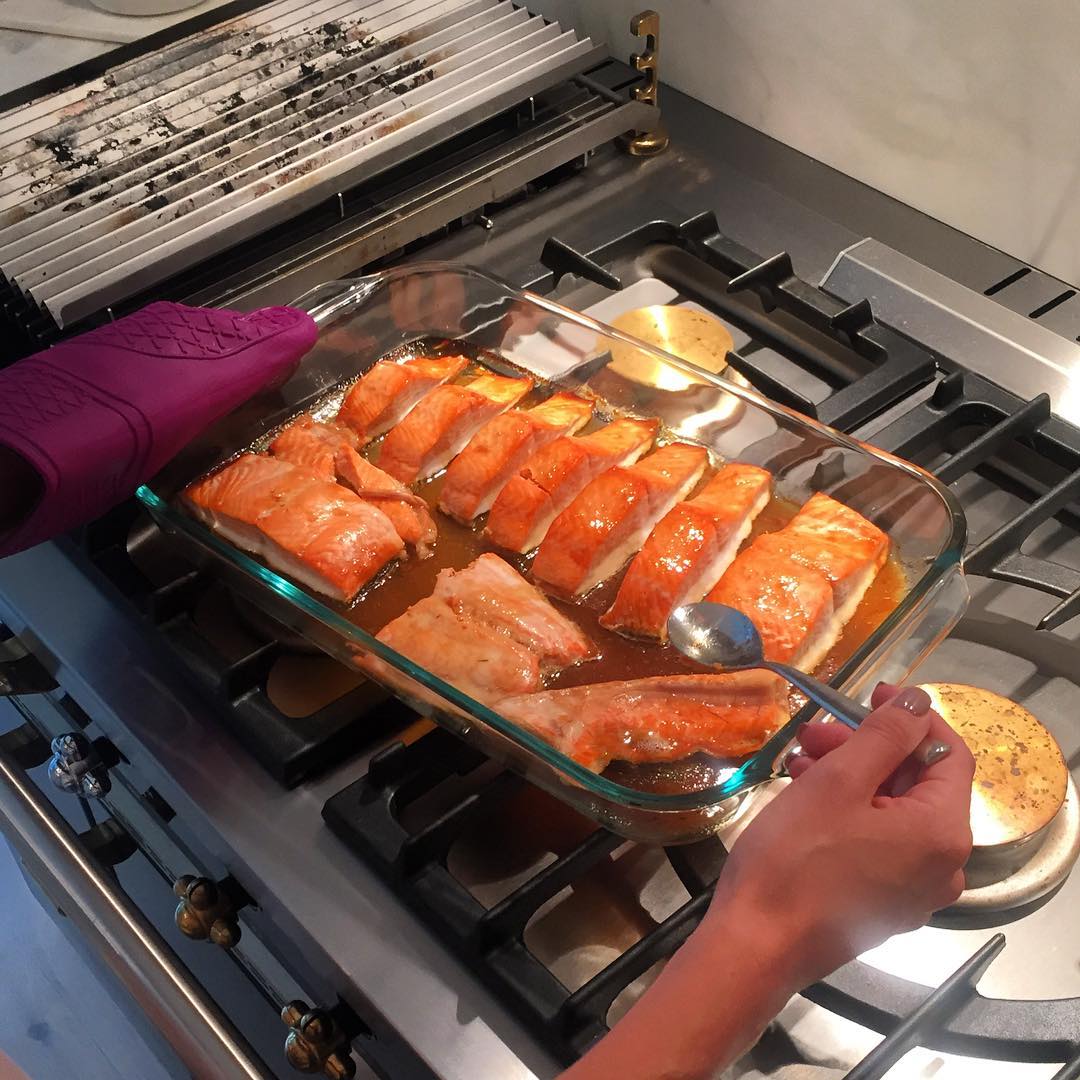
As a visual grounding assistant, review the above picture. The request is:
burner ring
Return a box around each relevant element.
[951,774,1080,913]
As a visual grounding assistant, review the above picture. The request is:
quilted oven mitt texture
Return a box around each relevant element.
[0,301,318,558]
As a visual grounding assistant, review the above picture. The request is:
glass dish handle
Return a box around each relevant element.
[293,275,383,326]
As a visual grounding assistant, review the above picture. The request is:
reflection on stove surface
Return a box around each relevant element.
[862,578,1080,1001]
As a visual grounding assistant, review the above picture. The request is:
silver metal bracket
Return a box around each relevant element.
[821,238,1080,425]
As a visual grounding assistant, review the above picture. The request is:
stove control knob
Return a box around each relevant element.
[173,875,242,950]
[281,1001,356,1078]
[47,732,111,798]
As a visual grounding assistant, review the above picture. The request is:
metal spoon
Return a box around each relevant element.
[667,602,951,768]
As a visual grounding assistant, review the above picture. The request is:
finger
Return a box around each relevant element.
[787,753,814,779]
[871,681,900,709]
[797,721,852,759]
[886,754,923,797]
[829,687,934,793]
[906,710,976,808]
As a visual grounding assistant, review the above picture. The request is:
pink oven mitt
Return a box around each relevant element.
[0,301,318,558]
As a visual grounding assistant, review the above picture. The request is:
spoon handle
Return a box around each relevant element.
[768,661,867,728]
[768,661,950,768]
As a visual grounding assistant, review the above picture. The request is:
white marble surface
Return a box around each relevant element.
[536,0,1080,288]
[0,28,113,95]
[0,0,231,45]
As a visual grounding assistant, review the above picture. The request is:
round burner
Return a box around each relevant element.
[609,305,734,390]
[919,682,1079,912]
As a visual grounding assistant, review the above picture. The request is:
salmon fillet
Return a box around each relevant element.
[377,372,534,483]
[365,555,592,703]
[532,442,710,596]
[498,672,787,771]
[705,492,888,671]
[601,463,773,639]
[485,417,659,554]
[184,453,404,601]
[337,354,469,441]
[371,594,542,703]
[268,415,359,481]
[780,492,889,621]
[335,447,437,559]
[438,392,595,522]
[185,453,300,554]
[432,553,593,666]
[707,543,836,669]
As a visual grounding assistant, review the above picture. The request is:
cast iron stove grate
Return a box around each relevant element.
[79,501,412,786]
[325,221,1080,1072]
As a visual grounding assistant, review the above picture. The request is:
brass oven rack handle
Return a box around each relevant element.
[0,741,273,1080]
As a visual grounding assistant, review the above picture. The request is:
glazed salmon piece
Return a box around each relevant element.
[269,414,359,481]
[705,492,888,671]
[266,500,404,602]
[532,442,710,596]
[335,447,437,558]
[378,372,534,484]
[371,594,542,702]
[184,453,300,552]
[337,354,469,441]
[485,417,659,554]
[438,392,594,522]
[780,492,889,621]
[706,537,836,670]
[432,553,594,666]
[601,463,773,639]
[184,453,404,601]
[499,671,787,771]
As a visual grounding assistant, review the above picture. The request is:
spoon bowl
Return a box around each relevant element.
[667,601,950,765]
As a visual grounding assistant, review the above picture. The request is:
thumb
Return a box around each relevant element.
[832,686,934,793]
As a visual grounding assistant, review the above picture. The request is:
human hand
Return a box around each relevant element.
[700,683,975,989]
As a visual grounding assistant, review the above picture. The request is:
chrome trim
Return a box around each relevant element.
[0,742,273,1080]
[821,237,1080,425]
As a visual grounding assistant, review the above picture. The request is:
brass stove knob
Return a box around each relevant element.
[173,875,242,949]
[47,732,111,798]
[280,1001,356,1078]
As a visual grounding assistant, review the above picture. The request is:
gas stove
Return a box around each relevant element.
[4,8,1080,1079]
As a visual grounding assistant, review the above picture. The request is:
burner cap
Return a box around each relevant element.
[608,306,733,390]
[920,682,1079,910]
[921,683,1068,848]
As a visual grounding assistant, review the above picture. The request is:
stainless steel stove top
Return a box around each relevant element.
[4,81,1080,1080]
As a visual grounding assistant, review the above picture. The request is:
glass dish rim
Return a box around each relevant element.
[137,261,968,812]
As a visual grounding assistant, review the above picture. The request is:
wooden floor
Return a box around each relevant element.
[0,836,174,1080]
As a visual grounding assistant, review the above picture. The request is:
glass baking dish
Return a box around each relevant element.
[137,263,968,843]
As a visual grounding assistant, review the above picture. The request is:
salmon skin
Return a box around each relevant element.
[532,442,710,596]
[601,463,772,639]
[432,553,593,666]
[362,555,594,704]
[184,453,403,601]
[438,392,594,523]
[706,492,889,671]
[269,414,359,481]
[485,417,659,554]
[377,372,533,483]
[337,354,468,441]
[372,594,542,702]
[335,447,437,559]
[498,671,787,771]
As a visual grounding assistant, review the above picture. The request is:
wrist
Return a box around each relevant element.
[693,883,814,995]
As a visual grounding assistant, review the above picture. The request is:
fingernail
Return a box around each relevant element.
[890,687,931,716]
[920,740,951,766]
